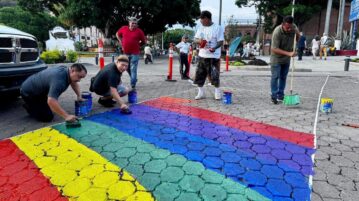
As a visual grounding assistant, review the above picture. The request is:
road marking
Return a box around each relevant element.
[11,127,153,201]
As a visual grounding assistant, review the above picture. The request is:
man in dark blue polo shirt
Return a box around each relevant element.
[21,63,87,122]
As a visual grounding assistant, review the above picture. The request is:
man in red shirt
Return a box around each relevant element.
[116,16,146,90]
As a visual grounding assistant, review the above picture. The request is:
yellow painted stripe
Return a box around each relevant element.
[11,127,154,201]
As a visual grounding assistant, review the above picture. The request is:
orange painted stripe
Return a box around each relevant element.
[0,139,67,201]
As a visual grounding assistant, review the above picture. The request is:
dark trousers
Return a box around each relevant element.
[180,53,189,78]
[298,47,305,60]
[194,57,220,87]
[270,63,290,99]
[21,94,54,122]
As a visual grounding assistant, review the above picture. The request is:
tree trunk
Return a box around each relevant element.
[324,0,333,35]
[338,0,345,39]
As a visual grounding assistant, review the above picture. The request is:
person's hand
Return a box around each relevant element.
[120,103,128,110]
[289,51,296,57]
[65,115,78,122]
[208,47,216,53]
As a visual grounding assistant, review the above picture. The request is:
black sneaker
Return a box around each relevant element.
[271,97,278,105]
[277,97,284,103]
[98,98,115,107]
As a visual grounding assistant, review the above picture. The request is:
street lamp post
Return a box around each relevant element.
[291,0,295,17]
[219,0,222,25]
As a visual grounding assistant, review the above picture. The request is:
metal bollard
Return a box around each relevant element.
[344,56,350,71]
[95,56,98,65]
[112,55,115,63]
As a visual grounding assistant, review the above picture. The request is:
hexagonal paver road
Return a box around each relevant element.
[0,96,314,201]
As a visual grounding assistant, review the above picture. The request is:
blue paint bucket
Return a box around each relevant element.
[128,91,137,103]
[222,91,232,104]
[75,100,88,117]
[81,91,92,112]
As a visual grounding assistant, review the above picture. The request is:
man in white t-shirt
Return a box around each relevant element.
[311,35,320,60]
[193,10,224,100]
[175,35,191,79]
[144,45,153,63]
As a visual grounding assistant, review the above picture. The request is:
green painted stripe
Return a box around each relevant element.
[53,120,270,201]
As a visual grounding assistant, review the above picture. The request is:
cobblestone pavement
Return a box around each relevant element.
[0,57,359,200]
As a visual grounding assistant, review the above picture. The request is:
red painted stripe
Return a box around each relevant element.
[143,97,314,148]
[0,139,68,201]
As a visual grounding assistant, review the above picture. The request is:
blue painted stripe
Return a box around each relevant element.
[87,111,311,201]
[121,104,314,175]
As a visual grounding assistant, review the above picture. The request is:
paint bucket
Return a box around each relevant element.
[320,98,333,113]
[222,91,232,104]
[75,100,88,117]
[128,91,137,104]
[81,91,92,112]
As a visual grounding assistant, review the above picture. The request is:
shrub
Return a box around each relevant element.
[40,50,65,64]
[66,50,78,63]
[229,61,245,66]
[74,41,83,51]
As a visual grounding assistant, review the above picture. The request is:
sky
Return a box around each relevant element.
[200,0,258,25]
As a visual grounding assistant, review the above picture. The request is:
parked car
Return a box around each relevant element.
[0,25,47,97]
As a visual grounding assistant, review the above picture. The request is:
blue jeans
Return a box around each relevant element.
[125,54,139,88]
[271,63,290,99]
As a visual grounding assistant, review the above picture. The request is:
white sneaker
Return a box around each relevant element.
[214,88,221,100]
[208,82,212,86]
[195,87,205,100]
[188,79,198,87]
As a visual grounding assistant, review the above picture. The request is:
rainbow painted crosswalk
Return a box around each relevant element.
[0,97,315,200]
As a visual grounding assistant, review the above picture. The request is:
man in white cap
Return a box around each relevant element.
[116,16,146,91]
[174,35,191,79]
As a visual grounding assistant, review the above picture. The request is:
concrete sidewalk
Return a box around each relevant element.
[229,55,359,72]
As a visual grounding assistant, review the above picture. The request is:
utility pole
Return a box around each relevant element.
[324,0,333,35]
[161,32,164,50]
[219,0,222,25]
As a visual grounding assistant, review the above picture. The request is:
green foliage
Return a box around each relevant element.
[163,29,194,49]
[236,0,322,33]
[241,34,255,44]
[40,50,65,64]
[74,41,83,51]
[19,0,201,37]
[340,30,355,50]
[0,6,58,42]
[230,61,245,66]
[66,50,78,63]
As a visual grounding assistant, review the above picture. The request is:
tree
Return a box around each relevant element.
[18,0,201,37]
[0,7,58,42]
[235,0,324,33]
[163,29,194,49]
[225,15,242,43]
